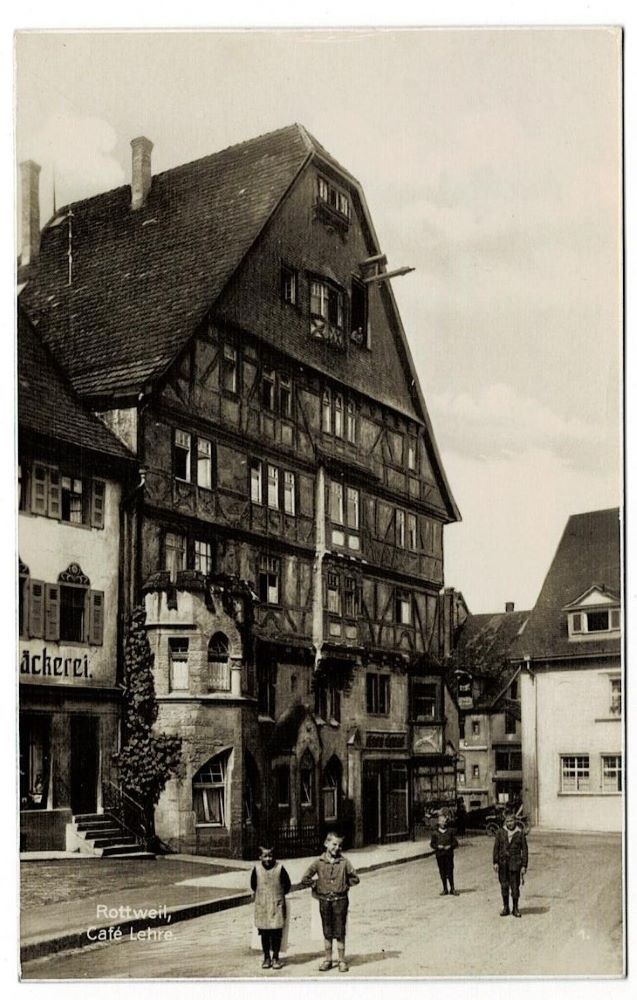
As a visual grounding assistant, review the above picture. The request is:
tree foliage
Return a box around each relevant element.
[114,607,182,833]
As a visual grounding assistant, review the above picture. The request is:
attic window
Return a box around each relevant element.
[569,607,620,638]
[317,175,351,223]
[310,279,344,348]
[350,277,368,346]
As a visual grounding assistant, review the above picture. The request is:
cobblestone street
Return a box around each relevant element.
[22,832,623,980]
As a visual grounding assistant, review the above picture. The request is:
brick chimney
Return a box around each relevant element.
[130,137,153,210]
[505,602,515,613]
[20,160,41,265]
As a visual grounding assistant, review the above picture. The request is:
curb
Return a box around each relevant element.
[21,848,435,964]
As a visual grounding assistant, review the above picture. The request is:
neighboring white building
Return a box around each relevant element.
[516,509,622,833]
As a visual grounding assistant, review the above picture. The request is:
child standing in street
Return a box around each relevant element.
[300,832,360,973]
[430,808,459,896]
[492,811,528,917]
[251,846,292,969]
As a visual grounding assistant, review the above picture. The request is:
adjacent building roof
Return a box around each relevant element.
[511,508,621,662]
[18,306,135,463]
[451,609,529,710]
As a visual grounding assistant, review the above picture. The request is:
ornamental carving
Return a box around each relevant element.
[58,562,90,586]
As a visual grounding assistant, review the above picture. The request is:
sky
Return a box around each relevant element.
[14,28,622,613]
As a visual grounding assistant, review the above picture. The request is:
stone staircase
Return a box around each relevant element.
[67,812,155,859]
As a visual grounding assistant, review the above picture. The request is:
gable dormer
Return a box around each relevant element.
[563,585,621,640]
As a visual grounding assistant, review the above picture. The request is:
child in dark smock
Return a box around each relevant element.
[430,809,459,896]
[250,847,292,970]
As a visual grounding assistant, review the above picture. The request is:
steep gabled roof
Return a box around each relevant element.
[511,508,621,662]
[20,124,312,400]
[451,609,529,709]
[17,306,135,463]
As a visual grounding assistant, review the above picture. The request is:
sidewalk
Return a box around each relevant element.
[21,837,435,963]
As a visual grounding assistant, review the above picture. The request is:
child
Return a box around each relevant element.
[300,832,360,973]
[430,808,459,896]
[492,811,528,917]
[250,846,292,969]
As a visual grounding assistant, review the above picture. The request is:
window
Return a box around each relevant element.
[407,439,417,472]
[279,374,292,418]
[257,660,277,717]
[317,175,350,220]
[258,554,280,605]
[28,462,105,528]
[334,394,344,438]
[345,487,359,530]
[310,279,344,345]
[281,265,297,305]
[315,682,341,723]
[346,400,357,443]
[194,540,213,576]
[413,681,438,720]
[261,370,275,411]
[343,577,360,618]
[19,563,29,637]
[330,481,344,524]
[505,711,517,735]
[322,758,341,821]
[588,610,611,632]
[457,760,466,786]
[601,754,622,793]
[350,278,368,346]
[327,572,341,615]
[560,754,590,793]
[275,764,290,807]
[221,344,238,394]
[267,465,279,509]
[208,633,230,692]
[609,677,622,716]
[60,475,85,524]
[169,637,189,691]
[197,438,212,490]
[395,590,412,625]
[174,430,191,482]
[283,471,296,515]
[19,713,51,811]
[60,584,86,642]
[459,717,465,741]
[165,532,186,581]
[193,753,228,826]
[472,765,480,780]
[322,389,332,434]
[396,509,406,548]
[250,459,263,504]
[570,607,621,636]
[300,751,315,807]
[495,749,522,772]
[407,513,417,551]
[472,720,480,736]
[366,673,390,715]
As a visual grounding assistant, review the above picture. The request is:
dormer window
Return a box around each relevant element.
[565,586,621,640]
[310,279,344,347]
[317,175,351,223]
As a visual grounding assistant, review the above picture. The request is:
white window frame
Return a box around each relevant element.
[250,459,263,505]
[174,429,192,482]
[346,487,359,530]
[194,540,213,576]
[330,481,344,525]
[169,637,189,691]
[601,754,622,793]
[560,754,590,793]
[267,465,279,509]
[197,437,212,490]
[569,607,621,637]
[283,470,296,515]
[194,756,227,827]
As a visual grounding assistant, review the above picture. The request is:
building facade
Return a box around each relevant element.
[17,308,136,850]
[516,509,622,833]
[19,125,461,856]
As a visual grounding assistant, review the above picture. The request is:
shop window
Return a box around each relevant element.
[197,438,213,490]
[322,757,342,821]
[19,713,51,811]
[165,531,186,581]
[300,751,315,808]
[258,554,280,605]
[257,660,277,718]
[169,637,189,691]
[395,590,412,626]
[275,764,290,808]
[250,458,263,504]
[283,471,296,515]
[366,673,390,715]
[281,265,298,306]
[221,344,238,394]
[413,681,438,721]
[194,540,213,576]
[193,751,229,826]
[560,754,590,793]
[174,429,192,482]
[601,754,622,793]
[208,632,230,692]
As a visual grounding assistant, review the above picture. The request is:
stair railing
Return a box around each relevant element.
[102,780,149,849]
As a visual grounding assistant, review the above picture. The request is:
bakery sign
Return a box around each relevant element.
[18,643,114,686]
[365,731,408,750]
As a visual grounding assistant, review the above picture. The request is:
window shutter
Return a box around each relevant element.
[88,590,104,645]
[44,584,60,641]
[47,468,61,519]
[610,609,620,630]
[29,580,45,638]
[91,480,106,528]
[31,464,48,515]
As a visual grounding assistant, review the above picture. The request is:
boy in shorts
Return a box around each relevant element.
[300,832,359,972]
